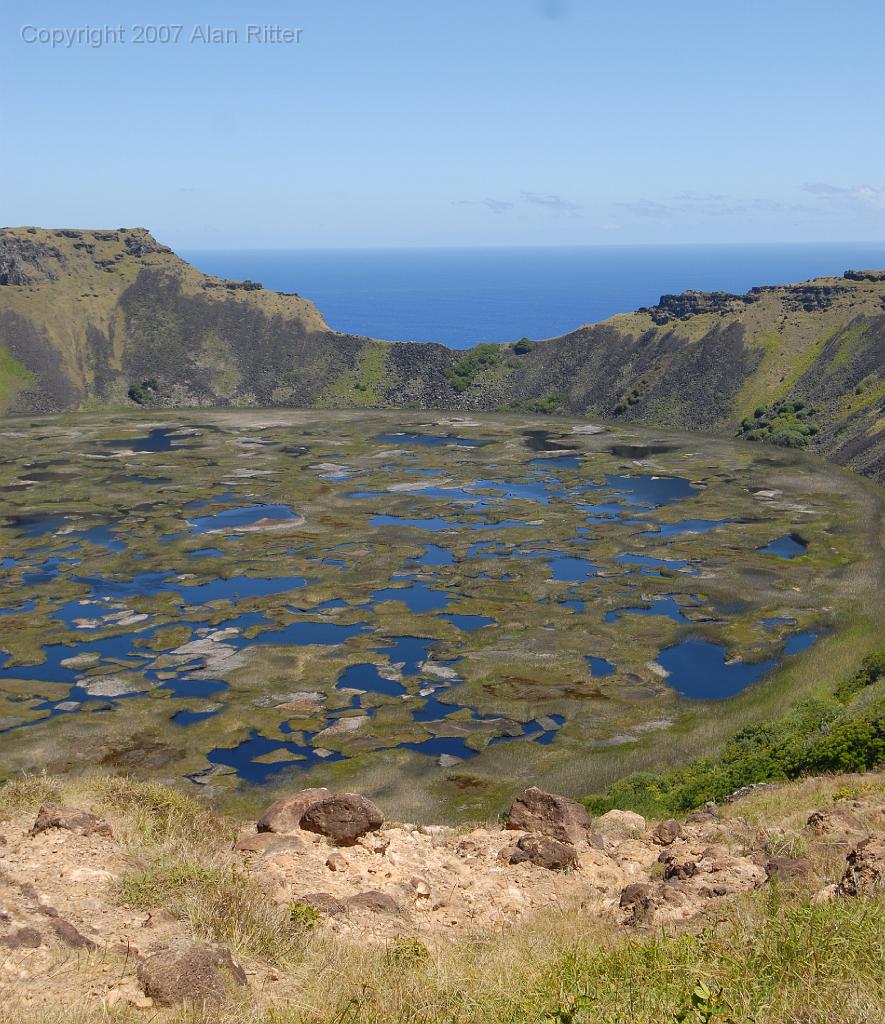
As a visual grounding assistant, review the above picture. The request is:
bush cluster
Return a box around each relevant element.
[737,399,819,448]
[127,377,159,405]
[446,344,501,393]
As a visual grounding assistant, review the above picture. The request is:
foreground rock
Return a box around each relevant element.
[257,788,330,833]
[299,793,384,845]
[505,787,592,846]
[137,943,247,1006]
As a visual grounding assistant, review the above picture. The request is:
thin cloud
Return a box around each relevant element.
[615,199,673,218]
[456,192,581,216]
[617,194,808,219]
[521,191,582,214]
[802,182,885,209]
[454,197,515,212]
[670,190,727,202]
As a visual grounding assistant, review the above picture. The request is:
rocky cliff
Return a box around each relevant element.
[1,226,883,481]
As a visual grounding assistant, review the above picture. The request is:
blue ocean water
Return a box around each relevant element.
[181,243,885,349]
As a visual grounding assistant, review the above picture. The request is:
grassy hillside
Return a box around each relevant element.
[1,226,883,480]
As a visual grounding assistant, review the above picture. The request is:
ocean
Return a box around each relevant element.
[180,243,885,350]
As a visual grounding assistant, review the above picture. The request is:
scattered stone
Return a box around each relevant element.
[662,855,698,881]
[79,674,146,697]
[137,943,247,1006]
[186,763,236,786]
[59,652,100,670]
[300,794,384,845]
[0,927,42,949]
[257,788,330,833]
[50,918,96,949]
[347,891,401,915]
[235,833,304,855]
[619,883,652,925]
[30,804,112,839]
[504,834,577,870]
[409,876,432,897]
[505,787,591,846]
[298,892,347,916]
[326,852,348,872]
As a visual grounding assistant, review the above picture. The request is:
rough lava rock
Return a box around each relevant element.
[505,787,592,846]
[837,837,885,897]
[137,943,247,1006]
[651,819,684,845]
[299,794,384,845]
[504,835,578,870]
[256,788,330,833]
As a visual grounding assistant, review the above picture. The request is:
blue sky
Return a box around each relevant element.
[4,0,885,247]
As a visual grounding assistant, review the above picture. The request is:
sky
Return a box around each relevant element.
[4,0,885,248]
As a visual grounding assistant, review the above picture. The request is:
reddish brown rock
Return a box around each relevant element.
[256,788,330,834]
[505,834,577,870]
[0,927,42,949]
[30,804,112,839]
[662,855,698,881]
[298,892,347,916]
[137,943,247,1006]
[299,794,384,845]
[837,837,885,897]
[505,787,591,846]
[50,918,96,949]
[651,819,683,846]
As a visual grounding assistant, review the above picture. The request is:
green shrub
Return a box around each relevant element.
[446,344,500,393]
[289,900,321,929]
[834,651,885,702]
[737,398,819,449]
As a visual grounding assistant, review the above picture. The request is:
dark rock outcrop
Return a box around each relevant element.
[505,787,592,846]
[0,236,66,285]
